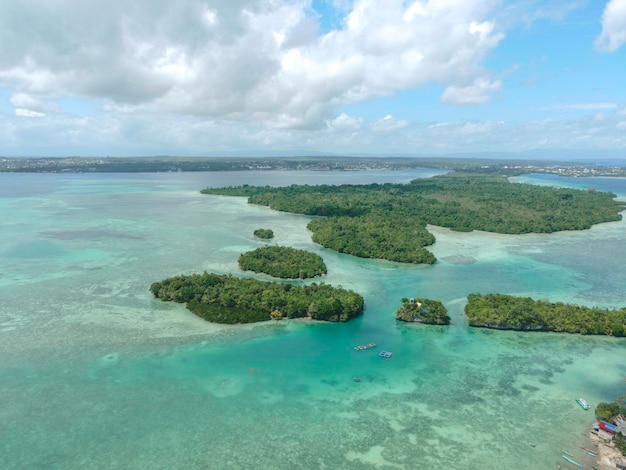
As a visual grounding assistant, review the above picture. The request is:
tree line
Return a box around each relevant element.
[239,246,327,279]
[396,297,450,325]
[202,173,624,264]
[150,272,363,324]
[465,293,626,336]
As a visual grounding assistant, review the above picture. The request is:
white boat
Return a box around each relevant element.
[576,397,591,410]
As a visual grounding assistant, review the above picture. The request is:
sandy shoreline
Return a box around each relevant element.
[589,429,626,470]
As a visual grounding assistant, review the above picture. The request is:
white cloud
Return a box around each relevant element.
[372,114,408,131]
[2,105,626,157]
[595,0,626,52]
[0,0,503,129]
[441,78,502,105]
[328,113,362,131]
[15,108,45,118]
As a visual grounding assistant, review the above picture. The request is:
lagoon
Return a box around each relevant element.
[1,169,625,469]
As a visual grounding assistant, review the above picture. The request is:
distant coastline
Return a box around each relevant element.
[1,155,626,177]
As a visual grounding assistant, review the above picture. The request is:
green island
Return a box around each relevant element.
[396,297,450,325]
[202,173,624,264]
[253,228,274,239]
[465,293,626,336]
[150,272,363,323]
[239,246,327,279]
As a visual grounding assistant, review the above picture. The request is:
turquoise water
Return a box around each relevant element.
[1,170,625,469]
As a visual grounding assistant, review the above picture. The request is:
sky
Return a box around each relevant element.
[0,0,625,159]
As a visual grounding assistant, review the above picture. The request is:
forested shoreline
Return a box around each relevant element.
[150,272,363,323]
[202,173,624,264]
[395,298,450,325]
[238,246,327,279]
[465,293,626,336]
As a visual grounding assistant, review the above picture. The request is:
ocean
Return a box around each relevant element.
[1,169,624,469]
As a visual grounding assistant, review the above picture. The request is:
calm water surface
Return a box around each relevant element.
[1,170,625,469]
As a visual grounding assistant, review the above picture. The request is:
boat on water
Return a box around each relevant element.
[378,351,393,358]
[576,397,591,409]
[354,343,376,351]
[562,454,583,468]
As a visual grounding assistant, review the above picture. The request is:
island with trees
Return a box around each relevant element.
[239,246,327,279]
[396,297,450,325]
[253,228,274,239]
[465,293,626,336]
[202,173,624,264]
[150,272,363,323]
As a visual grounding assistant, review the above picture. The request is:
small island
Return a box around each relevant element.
[150,272,363,323]
[465,293,626,336]
[395,297,450,325]
[253,228,274,239]
[238,246,327,279]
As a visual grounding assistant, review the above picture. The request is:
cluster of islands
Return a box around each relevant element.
[148,171,626,338]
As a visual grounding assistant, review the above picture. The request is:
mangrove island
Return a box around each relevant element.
[253,228,274,239]
[238,246,327,279]
[396,297,450,325]
[465,293,626,336]
[150,272,363,323]
[202,173,625,265]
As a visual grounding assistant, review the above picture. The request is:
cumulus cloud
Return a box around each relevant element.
[595,0,626,52]
[327,113,362,131]
[441,78,502,105]
[15,109,46,118]
[372,114,408,131]
[0,0,503,129]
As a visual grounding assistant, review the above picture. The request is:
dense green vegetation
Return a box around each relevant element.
[595,401,626,422]
[465,293,626,336]
[396,297,450,325]
[308,215,436,264]
[150,272,363,323]
[239,246,327,279]
[202,173,624,264]
[253,228,274,239]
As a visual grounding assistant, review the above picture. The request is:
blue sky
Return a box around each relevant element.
[0,0,625,158]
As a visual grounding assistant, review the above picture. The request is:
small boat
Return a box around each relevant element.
[378,351,393,358]
[354,343,376,351]
[561,449,573,457]
[581,446,597,457]
[576,397,591,410]
[562,455,583,468]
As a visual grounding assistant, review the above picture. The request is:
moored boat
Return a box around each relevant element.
[562,455,583,468]
[581,446,597,457]
[576,397,591,409]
